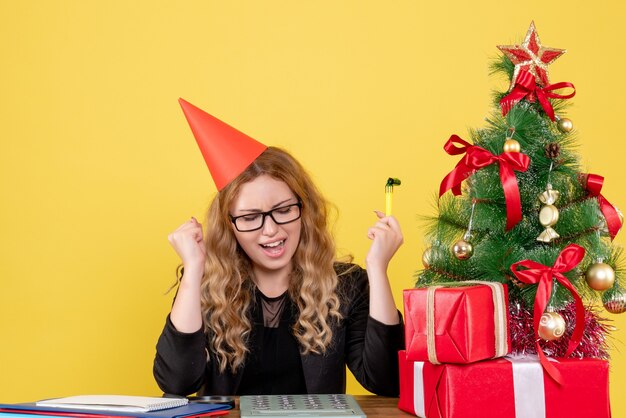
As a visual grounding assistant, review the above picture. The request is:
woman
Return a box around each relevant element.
[153,100,404,396]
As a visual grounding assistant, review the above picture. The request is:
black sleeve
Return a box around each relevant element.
[153,315,208,396]
[341,265,405,396]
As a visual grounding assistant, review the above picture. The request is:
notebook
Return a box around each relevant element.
[36,396,188,413]
[0,402,229,418]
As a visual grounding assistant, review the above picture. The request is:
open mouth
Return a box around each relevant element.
[260,239,285,249]
[259,239,286,256]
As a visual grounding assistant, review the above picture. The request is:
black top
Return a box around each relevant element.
[237,291,307,395]
[153,263,404,396]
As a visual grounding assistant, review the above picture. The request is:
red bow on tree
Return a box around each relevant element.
[582,173,623,240]
[500,69,576,121]
[439,135,530,230]
[510,244,586,384]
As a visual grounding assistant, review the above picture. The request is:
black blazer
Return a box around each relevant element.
[153,264,404,396]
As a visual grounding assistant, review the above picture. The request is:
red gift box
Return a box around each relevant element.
[398,350,611,418]
[404,282,511,364]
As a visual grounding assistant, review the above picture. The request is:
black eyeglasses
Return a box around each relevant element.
[230,202,302,232]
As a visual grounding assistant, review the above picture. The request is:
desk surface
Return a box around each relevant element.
[223,396,413,417]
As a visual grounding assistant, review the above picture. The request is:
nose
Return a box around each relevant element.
[261,213,279,236]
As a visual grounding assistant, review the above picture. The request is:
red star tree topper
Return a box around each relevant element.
[497,21,566,91]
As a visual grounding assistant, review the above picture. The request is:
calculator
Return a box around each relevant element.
[239,394,366,417]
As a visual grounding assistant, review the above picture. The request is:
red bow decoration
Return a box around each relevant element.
[510,244,586,384]
[439,135,530,230]
[582,173,622,240]
[500,69,576,121]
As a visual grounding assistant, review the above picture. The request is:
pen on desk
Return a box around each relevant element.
[385,177,401,216]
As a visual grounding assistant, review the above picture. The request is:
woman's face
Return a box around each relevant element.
[229,174,302,278]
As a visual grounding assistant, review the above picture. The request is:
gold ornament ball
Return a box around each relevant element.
[585,262,616,291]
[538,311,566,341]
[603,289,626,314]
[452,239,474,260]
[422,247,432,268]
[557,117,574,133]
[503,138,521,153]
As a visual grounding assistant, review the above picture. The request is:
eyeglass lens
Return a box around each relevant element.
[233,203,301,232]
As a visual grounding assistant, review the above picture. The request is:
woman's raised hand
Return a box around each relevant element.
[168,217,206,332]
[365,210,403,325]
[168,217,207,272]
[365,210,404,273]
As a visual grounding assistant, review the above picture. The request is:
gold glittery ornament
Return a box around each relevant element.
[585,262,615,291]
[557,117,574,133]
[537,186,560,242]
[422,247,432,269]
[538,311,566,341]
[453,202,477,261]
[603,289,626,314]
[497,21,566,91]
[503,138,521,153]
[452,239,474,260]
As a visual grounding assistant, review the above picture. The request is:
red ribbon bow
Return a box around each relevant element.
[500,70,576,121]
[583,173,622,240]
[439,135,530,230]
[510,244,586,384]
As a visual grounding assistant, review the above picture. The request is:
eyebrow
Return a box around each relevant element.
[238,198,296,213]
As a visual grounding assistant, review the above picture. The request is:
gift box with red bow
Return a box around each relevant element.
[398,350,610,418]
[404,281,511,364]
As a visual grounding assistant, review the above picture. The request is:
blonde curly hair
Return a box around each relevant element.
[200,147,343,373]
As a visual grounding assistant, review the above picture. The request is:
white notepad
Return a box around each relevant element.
[36,395,188,413]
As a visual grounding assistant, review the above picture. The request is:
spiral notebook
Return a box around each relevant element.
[35,396,188,413]
[0,402,230,418]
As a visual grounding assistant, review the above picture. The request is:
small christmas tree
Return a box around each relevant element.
[418,21,624,380]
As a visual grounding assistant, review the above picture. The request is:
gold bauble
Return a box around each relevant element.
[539,204,560,227]
[603,289,626,314]
[452,239,474,260]
[422,247,432,268]
[503,138,521,153]
[585,263,616,291]
[538,311,566,341]
[557,117,574,133]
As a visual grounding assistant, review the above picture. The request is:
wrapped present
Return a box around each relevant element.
[404,281,511,364]
[398,350,611,418]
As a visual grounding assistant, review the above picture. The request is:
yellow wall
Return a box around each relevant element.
[1,0,625,414]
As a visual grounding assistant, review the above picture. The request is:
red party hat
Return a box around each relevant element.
[179,98,268,190]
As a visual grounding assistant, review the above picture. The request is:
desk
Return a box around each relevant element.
[222,396,413,417]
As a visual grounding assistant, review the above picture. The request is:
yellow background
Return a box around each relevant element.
[1,0,625,414]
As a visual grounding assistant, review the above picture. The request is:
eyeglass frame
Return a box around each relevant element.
[229,201,303,232]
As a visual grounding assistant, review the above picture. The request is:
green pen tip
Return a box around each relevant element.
[386,177,401,186]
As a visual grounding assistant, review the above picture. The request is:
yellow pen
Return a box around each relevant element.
[385,177,401,216]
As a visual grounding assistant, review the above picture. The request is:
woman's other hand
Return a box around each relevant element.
[168,217,207,272]
[168,217,206,332]
[365,210,402,325]
[365,210,404,273]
